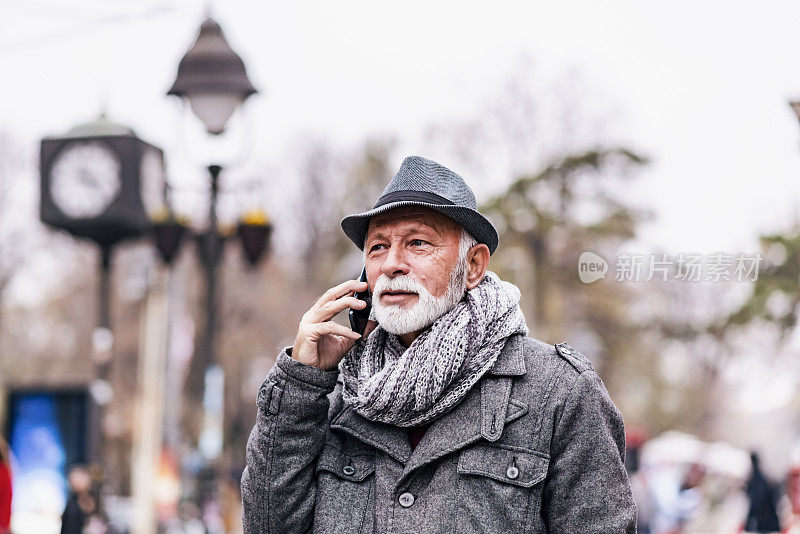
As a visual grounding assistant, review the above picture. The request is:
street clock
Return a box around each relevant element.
[40,115,167,246]
[50,140,122,219]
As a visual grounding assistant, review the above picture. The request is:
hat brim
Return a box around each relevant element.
[340,200,499,255]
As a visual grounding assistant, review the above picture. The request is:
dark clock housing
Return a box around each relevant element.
[40,116,166,246]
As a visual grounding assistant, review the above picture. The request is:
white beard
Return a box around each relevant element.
[371,258,468,335]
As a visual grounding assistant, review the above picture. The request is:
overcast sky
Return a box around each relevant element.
[4,0,800,257]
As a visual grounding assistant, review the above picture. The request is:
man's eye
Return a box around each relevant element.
[410,239,427,246]
[369,244,386,252]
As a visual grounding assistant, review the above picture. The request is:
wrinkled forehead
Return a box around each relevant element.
[366,206,462,239]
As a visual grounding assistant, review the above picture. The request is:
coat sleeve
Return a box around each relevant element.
[241,349,340,534]
[541,369,637,533]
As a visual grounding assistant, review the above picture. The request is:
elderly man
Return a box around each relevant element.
[242,156,636,533]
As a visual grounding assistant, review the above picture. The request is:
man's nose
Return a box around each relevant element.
[381,246,410,277]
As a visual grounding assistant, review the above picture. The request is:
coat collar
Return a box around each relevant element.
[487,334,526,376]
[330,334,528,473]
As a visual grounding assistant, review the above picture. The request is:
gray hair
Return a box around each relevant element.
[458,228,478,261]
[451,228,478,294]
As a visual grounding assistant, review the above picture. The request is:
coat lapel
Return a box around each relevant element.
[330,406,412,464]
[400,335,528,479]
[329,334,529,475]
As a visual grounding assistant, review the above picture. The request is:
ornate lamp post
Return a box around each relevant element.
[166,17,267,476]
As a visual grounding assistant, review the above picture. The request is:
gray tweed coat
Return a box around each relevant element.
[241,335,636,533]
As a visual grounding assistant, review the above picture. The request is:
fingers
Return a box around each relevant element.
[309,321,362,341]
[309,296,367,323]
[314,279,369,309]
[306,282,369,324]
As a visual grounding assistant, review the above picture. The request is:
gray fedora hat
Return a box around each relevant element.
[341,156,499,254]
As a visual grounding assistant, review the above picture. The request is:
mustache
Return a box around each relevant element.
[373,274,426,296]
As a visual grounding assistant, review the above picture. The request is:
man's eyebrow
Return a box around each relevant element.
[367,225,440,242]
[367,230,389,241]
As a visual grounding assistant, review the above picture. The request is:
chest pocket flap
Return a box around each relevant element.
[316,445,375,482]
[458,444,548,488]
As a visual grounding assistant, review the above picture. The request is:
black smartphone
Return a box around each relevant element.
[349,267,372,336]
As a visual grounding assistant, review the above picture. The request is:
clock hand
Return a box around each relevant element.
[78,169,98,188]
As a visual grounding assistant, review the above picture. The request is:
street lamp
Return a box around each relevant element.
[167,18,257,135]
[166,17,266,488]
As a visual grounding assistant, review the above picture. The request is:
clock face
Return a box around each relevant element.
[50,141,121,219]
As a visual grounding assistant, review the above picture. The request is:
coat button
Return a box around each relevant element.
[398,492,415,508]
[342,465,355,476]
[506,466,520,479]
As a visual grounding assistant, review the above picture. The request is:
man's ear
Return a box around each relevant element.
[465,243,490,290]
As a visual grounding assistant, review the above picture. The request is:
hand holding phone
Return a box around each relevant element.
[349,267,372,336]
[292,277,370,370]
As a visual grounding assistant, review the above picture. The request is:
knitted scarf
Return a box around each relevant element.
[340,271,528,427]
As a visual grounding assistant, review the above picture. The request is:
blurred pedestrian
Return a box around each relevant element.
[786,465,800,534]
[0,436,11,534]
[626,434,654,534]
[649,462,705,534]
[630,467,655,533]
[676,462,705,527]
[744,452,780,533]
[61,465,95,534]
